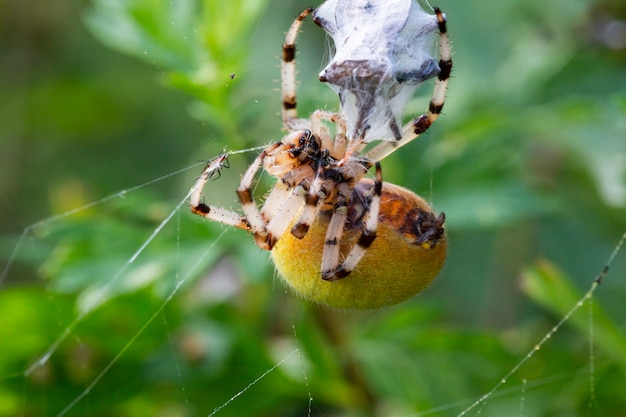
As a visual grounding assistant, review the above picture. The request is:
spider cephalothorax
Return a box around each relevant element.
[190,0,451,308]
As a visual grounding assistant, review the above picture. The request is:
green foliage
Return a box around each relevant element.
[1,0,625,416]
[85,0,270,139]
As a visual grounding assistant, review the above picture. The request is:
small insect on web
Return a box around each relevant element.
[190,0,452,309]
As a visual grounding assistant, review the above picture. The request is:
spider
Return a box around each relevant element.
[190,1,452,309]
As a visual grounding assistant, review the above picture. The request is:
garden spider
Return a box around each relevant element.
[190,1,451,309]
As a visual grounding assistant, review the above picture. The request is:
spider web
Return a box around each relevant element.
[1,156,624,416]
[2,1,626,415]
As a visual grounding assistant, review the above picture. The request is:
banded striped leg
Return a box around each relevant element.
[235,145,284,250]
[190,154,250,231]
[321,182,351,281]
[364,7,452,162]
[290,165,325,239]
[236,143,324,251]
[263,184,307,243]
[282,7,315,131]
[332,162,383,279]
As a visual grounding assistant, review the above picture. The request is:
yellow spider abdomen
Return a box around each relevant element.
[271,182,447,309]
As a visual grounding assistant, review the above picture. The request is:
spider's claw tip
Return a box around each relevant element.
[291,223,310,239]
[321,269,337,281]
[321,266,350,281]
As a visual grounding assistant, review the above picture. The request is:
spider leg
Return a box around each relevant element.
[290,164,325,239]
[363,8,452,162]
[282,7,315,131]
[189,154,250,230]
[264,184,307,243]
[332,162,383,280]
[321,182,351,281]
[237,140,323,250]
[429,8,453,128]
[236,144,285,250]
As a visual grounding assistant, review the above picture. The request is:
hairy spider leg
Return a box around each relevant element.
[189,154,251,230]
[320,180,351,280]
[235,142,299,250]
[282,7,315,131]
[332,162,383,279]
[290,164,325,239]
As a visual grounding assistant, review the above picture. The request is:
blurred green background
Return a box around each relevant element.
[1,0,625,416]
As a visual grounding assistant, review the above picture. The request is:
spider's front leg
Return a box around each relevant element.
[238,133,323,251]
[190,154,250,231]
[236,143,288,250]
